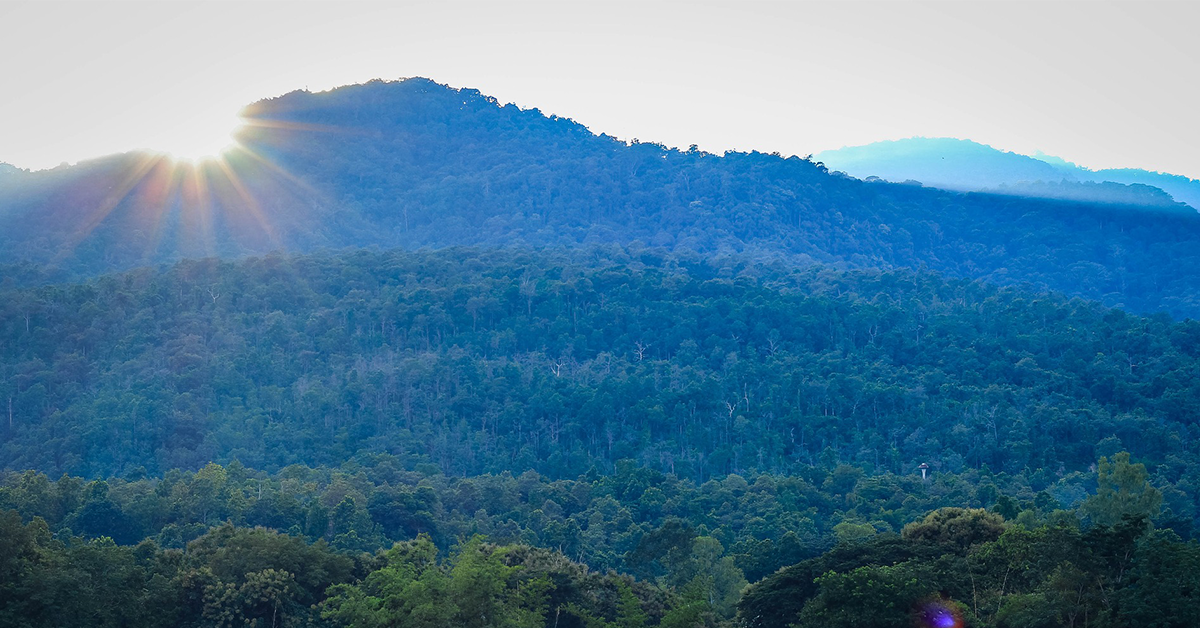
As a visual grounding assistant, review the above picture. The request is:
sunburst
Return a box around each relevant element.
[153,110,246,164]
[51,105,345,266]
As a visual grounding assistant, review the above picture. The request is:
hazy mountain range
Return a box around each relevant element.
[3,78,1200,317]
[816,137,1200,211]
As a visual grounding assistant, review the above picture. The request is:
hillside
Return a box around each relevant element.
[4,245,1200,627]
[815,138,1068,191]
[817,137,1200,210]
[1091,166,1200,209]
[3,246,1199,498]
[5,79,1200,628]
[3,79,1200,317]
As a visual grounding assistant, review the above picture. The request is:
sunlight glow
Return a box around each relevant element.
[149,110,246,163]
[42,103,347,266]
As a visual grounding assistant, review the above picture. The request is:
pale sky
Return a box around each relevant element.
[1,0,1197,178]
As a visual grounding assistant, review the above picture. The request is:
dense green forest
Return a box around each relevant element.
[2,452,1195,627]
[3,79,1200,317]
[0,447,1172,581]
[3,246,1200,624]
[4,78,1200,626]
[5,247,1200,494]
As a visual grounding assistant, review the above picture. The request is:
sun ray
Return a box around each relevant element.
[233,143,330,203]
[56,153,167,264]
[238,118,350,135]
[186,161,218,258]
[213,155,278,246]
[133,158,182,263]
[47,106,362,267]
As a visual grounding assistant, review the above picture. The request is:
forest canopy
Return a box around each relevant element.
[3,78,1200,628]
[3,246,1199,493]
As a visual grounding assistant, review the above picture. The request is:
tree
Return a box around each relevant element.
[1119,530,1200,627]
[901,508,1008,551]
[794,562,936,628]
[1081,452,1162,527]
[321,535,455,628]
[321,536,551,628]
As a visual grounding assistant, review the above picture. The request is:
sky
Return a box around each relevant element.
[1,0,1197,178]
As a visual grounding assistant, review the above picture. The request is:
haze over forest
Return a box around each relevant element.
[816,137,1200,211]
[2,75,1199,628]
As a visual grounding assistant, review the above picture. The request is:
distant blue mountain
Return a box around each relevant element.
[6,80,1200,316]
[1084,167,1200,210]
[816,137,1199,211]
[816,138,1066,190]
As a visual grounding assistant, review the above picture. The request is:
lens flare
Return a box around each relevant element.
[46,106,349,267]
[914,598,963,628]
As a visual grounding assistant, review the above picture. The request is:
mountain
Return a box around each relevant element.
[1087,166,1200,210]
[4,244,1199,570]
[815,138,1068,191]
[5,79,1200,627]
[816,137,1200,210]
[1,79,1200,318]
[5,246,1200,483]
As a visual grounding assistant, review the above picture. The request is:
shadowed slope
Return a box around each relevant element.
[4,79,1200,316]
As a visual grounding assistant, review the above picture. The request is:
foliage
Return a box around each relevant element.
[3,247,1200,514]
[1,461,1197,627]
[0,513,674,628]
[1080,452,1163,527]
[742,510,1200,628]
[900,507,1008,550]
[2,77,1199,628]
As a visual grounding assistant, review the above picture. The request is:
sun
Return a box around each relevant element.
[151,110,246,163]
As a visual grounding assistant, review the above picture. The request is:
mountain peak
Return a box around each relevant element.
[4,80,1200,318]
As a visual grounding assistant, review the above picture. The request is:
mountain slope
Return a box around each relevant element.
[1089,166,1200,210]
[4,246,1200,488]
[816,137,1200,210]
[815,138,1069,191]
[4,79,1200,317]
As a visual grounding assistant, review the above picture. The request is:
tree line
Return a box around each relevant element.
[1,451,1193,627]
[2,247,1198,533]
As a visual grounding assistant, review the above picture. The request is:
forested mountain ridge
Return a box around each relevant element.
[3,246,1199,536]
[5,78,1200,628]
[816,138,1070,191]
[3,79,1200,316]
[817,137,1200,210]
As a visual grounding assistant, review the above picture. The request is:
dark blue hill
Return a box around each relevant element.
[3,79,1200,317]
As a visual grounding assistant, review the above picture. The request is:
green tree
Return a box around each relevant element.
[901,507,1008,551]
[794,562,936,628]
[322,535,455,628]
[1081,452,1163,527]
